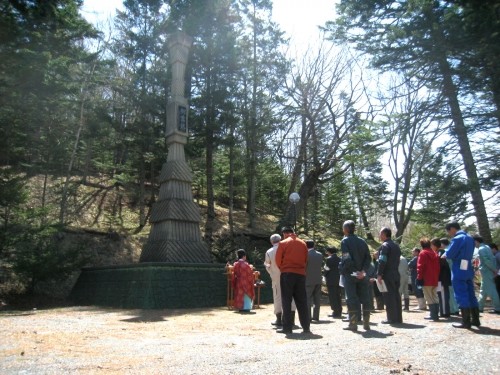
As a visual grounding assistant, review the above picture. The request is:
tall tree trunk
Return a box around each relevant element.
[428,9,492,242]
[351,163,373,241]
[247,4,258,229]
[491,88,500,129]
[440,62,491,242]
[278,111,308,231]
[59,59,97,226]
[41,172,48,227]
[205,128,216,243]
[59,99,86,226]
[228,121,235,246]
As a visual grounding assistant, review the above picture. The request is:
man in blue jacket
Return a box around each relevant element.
[443,222,480,328]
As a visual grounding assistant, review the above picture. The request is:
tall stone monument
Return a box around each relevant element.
[140,32,211,263]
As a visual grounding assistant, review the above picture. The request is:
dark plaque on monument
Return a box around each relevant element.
[178,105,187,132]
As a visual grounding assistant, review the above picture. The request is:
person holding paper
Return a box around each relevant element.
[339,220,372,331]
[443,222,480,328]
[376,227,403,324]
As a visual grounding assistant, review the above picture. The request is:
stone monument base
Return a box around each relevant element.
[70,263,272,309]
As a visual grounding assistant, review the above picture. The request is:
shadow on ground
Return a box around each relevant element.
[284,332,323,340]
[388,322,426,329]
[361,329,394,338]
[469,326,500,337]
[121,310,169,323]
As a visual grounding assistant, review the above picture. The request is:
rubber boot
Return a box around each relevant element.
[404,298,410,311]
[430,304,439,321]
[272,313,282,327]
[343,312,358,331]
[453,308,471,329]
[363,310,370,331]
[470,307,481,327]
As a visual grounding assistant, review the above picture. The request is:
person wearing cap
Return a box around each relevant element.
[443,222,480,328]
[474,235,500,313]
[264,233,296,327]
[324,246,342,318]
[305,240,323,322]
[231,249,255,312]
[275,226,311,334]
[377,227,403,324]
[339,220,372,331]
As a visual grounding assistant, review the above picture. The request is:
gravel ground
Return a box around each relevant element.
[1,298,499,375]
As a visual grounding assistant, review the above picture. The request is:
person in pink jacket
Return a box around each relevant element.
[416,237,441,321]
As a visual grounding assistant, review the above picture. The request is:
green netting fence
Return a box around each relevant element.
[70,263,272,309]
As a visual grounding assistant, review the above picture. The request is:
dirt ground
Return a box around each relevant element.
[1,296,499,375]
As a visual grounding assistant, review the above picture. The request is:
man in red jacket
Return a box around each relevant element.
[275,227,310,334]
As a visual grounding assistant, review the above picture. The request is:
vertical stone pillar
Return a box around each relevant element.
[140,32,211,263]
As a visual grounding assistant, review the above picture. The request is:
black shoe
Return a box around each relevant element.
[302,329,312,334]
[271,313,282,326]
[380,320,394,324]
[276,328,292,334]
[343,324,357,331]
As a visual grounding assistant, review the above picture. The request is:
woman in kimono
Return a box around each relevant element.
[232,249,255,312]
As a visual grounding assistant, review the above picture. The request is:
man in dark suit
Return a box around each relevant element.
[340,220,372,331]
[324,246,342,318]
[377,227,403,324]
[306,240,323,321]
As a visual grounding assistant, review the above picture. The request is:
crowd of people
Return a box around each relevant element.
[231,220,500,335]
